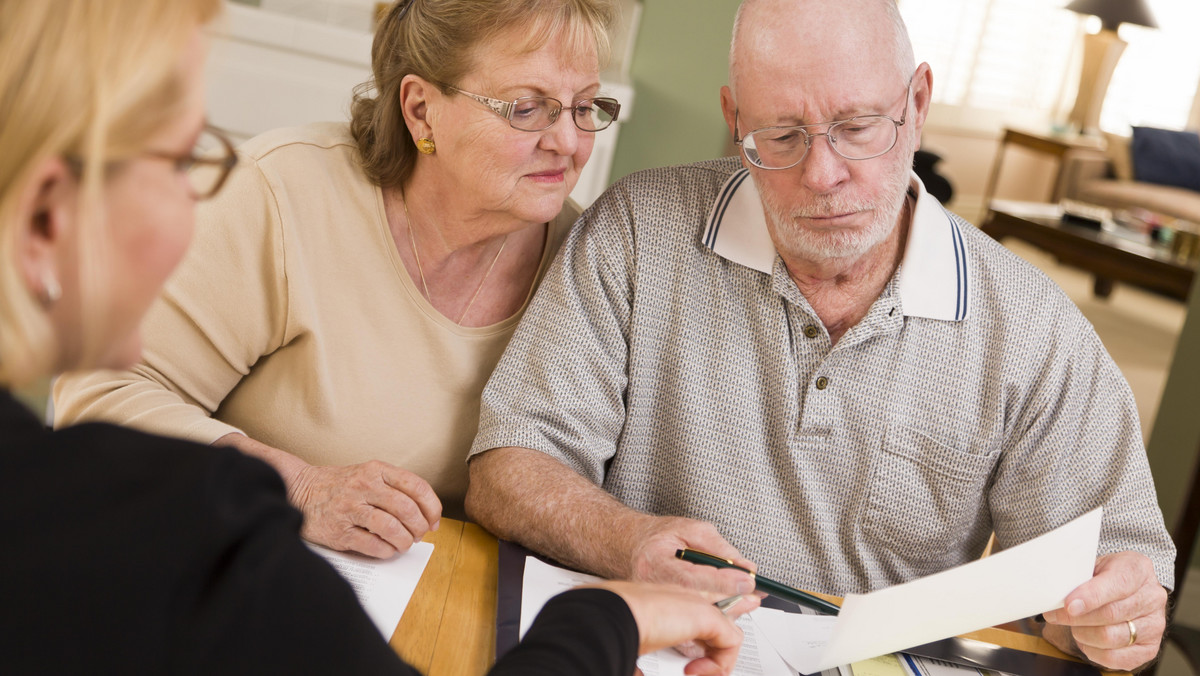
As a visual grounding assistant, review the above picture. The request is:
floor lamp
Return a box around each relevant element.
[1064,0,1158,135]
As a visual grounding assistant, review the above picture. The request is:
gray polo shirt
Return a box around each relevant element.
[471,156,1174,595]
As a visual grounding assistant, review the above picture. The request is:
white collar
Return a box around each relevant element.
[701,168,970,321]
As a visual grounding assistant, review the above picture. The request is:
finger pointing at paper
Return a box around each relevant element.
[1041,552,1168,672]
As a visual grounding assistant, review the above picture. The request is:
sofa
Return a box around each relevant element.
[1058,128,1200,226]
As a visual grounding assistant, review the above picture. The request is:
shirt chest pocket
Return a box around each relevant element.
[862,425,998,562]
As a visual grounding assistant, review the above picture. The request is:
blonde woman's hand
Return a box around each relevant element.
[586,580,758,676]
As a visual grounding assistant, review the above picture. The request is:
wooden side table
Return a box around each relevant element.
[982,128,1105,209]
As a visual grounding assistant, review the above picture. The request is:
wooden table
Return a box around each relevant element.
[982,200,1194,301]
[982,128,1105,207]
[388,518,1117,675]
[389,519,498,676]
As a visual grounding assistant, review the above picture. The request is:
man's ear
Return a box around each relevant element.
[720,85,738,141]
[14,156,76,302]
[909,62,933,141]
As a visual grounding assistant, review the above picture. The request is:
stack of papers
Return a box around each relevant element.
[307,541,435,638]
[519,508,1103,675]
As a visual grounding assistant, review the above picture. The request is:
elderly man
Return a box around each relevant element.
[465,0,1174,670]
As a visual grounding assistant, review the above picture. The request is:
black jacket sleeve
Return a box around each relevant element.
[0,391,414,675]
[3,392,638,676]
[490,588,639,676]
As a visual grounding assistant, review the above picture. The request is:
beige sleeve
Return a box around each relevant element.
[54,155,291,445]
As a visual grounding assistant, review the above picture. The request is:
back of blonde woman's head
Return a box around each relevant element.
[0,0,221,388]
[351,0,617,190]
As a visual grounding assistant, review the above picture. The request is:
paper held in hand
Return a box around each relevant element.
[752,507,1103,673]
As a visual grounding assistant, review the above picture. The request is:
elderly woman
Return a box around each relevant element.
[54,0,622,557]
[1,1,750,673]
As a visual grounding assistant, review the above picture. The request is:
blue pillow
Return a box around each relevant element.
[1130,126,1200,192]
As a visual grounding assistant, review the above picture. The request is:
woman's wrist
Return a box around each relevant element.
[214,432,310,499]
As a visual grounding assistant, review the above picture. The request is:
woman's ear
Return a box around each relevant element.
[14,156,76,306]
[399,74,436,142]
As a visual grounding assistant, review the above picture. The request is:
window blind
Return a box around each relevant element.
[898,0,1200,134]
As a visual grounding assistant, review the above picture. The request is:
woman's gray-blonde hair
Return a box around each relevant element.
[350,0,616,190]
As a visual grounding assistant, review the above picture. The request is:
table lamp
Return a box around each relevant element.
[1064,0,1157,135]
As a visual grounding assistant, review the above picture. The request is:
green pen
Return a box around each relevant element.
[675,548,841,616]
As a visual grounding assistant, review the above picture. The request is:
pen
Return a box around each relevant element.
[676,548,841,616]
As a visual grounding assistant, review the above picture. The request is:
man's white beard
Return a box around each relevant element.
[760,155,913,263]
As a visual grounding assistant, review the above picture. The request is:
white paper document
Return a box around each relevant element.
[307,541,434,639]
[520,556,795,676]
[751,507,1102,674]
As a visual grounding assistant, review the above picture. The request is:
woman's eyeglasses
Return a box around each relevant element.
[444,85,621,133]
[146,125,239,200]
[66,124,239,201]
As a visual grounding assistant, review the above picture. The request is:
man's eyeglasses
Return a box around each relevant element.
[443,85,621,133]
[734,81,911,170]
[66,124,238,201]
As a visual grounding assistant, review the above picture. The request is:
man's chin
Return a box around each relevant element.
[783,227,889,262]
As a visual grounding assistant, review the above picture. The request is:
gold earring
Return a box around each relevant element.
[417,138,436,155]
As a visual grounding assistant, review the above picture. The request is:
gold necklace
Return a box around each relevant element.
[400,188,509,324]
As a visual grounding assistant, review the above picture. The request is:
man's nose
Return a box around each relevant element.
[796,132,849,192]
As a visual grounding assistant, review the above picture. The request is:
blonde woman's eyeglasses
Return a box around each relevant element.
[67,124,239,201]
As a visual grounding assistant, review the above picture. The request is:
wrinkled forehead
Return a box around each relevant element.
[731,0,909,120]
[735,56,906,126]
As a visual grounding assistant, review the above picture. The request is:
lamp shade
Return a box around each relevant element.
[1065,0,1158,32]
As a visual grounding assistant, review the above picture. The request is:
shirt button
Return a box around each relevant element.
[803,325,819,338]
[815,376,829,390]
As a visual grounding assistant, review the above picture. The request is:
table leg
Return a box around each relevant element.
[982,134,1010,211]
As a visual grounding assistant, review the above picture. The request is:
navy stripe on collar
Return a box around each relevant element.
[703,168,750,249]
[949,208,967,321]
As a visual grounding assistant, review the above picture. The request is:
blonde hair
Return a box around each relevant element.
[0,0,221,388]
[351,0,616,190]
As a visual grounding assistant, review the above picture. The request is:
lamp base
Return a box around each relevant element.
[1067,29,1126,135]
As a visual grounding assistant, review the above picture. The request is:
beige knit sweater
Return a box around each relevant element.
[55,122,574,517]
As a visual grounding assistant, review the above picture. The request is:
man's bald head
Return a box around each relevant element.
[728,0,914,97]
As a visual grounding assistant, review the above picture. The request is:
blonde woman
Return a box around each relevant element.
[0,2,750,674]
[55,0,623,559]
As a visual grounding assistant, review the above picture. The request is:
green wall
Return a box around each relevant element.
[609,0,742,183]
[1148,271,1200,573]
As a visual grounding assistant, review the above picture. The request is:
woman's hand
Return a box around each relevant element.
[589,580,758,676]
[289,461,442,557]
[215,432,441,557]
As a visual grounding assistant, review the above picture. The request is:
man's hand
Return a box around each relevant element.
[629,516,758,601]
[1041,552,1168,672]
[590,580,760,676]
[289,461,442,558]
